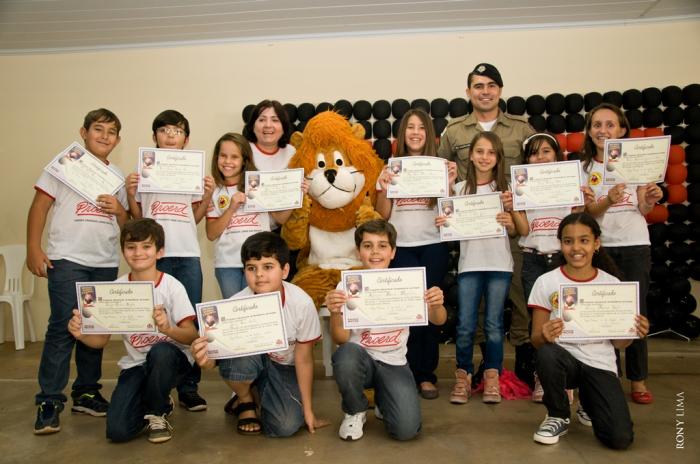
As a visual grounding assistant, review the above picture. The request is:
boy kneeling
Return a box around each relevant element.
[325,219,447,441]
[67,219,198,444]
[191,232,326,436]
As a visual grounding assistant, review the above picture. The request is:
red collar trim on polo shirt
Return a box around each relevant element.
[255,143,280,156]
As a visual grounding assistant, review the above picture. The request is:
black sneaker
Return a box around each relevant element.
[34,402,63,435]
[178,391,207,412]
[144,414,173,443]
[71,391,109,417]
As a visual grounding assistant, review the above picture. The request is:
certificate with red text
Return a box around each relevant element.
[137,147,204,195]
[341,268,428,329]
[76,282,155,334]
[558,283,639,341]
[196,292,288,360]
[44,142,124,206]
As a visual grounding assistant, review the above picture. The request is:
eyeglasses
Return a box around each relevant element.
[157,127,186,136]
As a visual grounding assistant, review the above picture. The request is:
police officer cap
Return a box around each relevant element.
[469,63,503,87]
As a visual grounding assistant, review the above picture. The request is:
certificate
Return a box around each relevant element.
[341,267,428,329]
[386,156,449,198]
[76,282,155,334]
[438,193,506,241]
[603,136,671,185]
[558,283,639,341]
[243,168,304,212]
[44,142,125,206]
[197,292,288,360]
[137,148,204,195]
[511,160,584,211]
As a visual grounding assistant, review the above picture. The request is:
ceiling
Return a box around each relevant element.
[1,0,699,54]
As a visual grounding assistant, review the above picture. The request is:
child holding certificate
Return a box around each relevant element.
[206,132,296,298]
[325,219,447,441]
[191,232,326,437]
[529,212,649,448]
[126,110,213,412]
[67,219,198,444]
[375,109,457,399]
[435,131,516,404]
[580,104,662,404]
[510,133,594,398]
[28,108,129,434]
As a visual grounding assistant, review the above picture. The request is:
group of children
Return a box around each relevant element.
[27,100,656,450]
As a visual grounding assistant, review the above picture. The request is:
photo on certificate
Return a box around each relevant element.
[511,160,583,211]
[137,147,205,195]
[341,268,428,329]
[603,136,671,185]
[44,142,125,206]
[558,282,639,341]
[77,281,156,335]
[197,292,289,360]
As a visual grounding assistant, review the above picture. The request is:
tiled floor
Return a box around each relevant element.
[1,337,698,464]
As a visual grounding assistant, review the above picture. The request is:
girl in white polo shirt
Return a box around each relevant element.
[207,132,296,298]
[580,103,662,404]
[375,109,457,399]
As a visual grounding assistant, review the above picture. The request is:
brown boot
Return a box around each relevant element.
[482,369,501,404]
[450,369,471,404]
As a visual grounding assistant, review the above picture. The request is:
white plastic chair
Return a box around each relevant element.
[0,245,37,350]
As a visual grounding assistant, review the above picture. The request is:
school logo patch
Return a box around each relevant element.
[589,171,602,186]
[217,194,230,210]
[549,291,559,310]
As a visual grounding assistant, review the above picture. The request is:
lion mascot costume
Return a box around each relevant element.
[281,111,384,308]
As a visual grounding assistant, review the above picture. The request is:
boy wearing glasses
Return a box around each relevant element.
[125,110,214,411]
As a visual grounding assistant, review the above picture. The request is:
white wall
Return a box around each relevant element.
[1,19,699,340]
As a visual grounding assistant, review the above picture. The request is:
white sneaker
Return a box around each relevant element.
[576,404,592,427]
[533,415,569,445]
[144,414,173,443]
[338,411,366,441]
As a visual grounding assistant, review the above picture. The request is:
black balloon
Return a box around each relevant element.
[671,315,700,339]
[526,95,546,115]
[297,103,315,122]
[662,85,684,107]
[372,100,391,120]
[546,114,566,134]
[667,223,691,243]
[545,93,565,115]
[431,98,449,118]
[685,106,700,125]
[685,124,700,145]
[682,84,700,106]
[665,126,685,145]
[642,107,663,128]
[352,100,372,121]
[642,87,662,108]
[315,102,333,114]
[507,96,527,115]
[566,113,585,132]
[622,89,643,109]
[373,138,392,160]
[358,120,372,139]
[602,91,623,107]
[373,120,391,139]
[528,115,546,132]
[687,145,700,165]
[411,99,430,114]
[664,106,684,126]
[449,98,469,118]
[333,100,352,119]
[391,99,411,119]
[433,118,448,136]
[283,103,298,123]
[668,204,689,223]
[625,109,643,129]
[584,92,603,111]
[671,294,697,315]
[242,104,255,124]
[564,93,584,113]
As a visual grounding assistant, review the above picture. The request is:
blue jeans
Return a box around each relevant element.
[215,267,247,299]
[332,343,421,441]
[392,243,448,385]
[607,245,650,381]
[36,259,118,404]
[456,271,511,374]
[156,256,202,394]
[106,343,191,442]
[218,355,305,437]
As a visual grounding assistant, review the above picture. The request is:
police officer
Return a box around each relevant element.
[438,63,536,386]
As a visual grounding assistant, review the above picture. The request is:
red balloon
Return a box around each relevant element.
[665,164,688,185]
[646,204,669,224]
[668,145,685,165]
[666,184,688,204]
[644,127,664,137]
[567,132,584,153]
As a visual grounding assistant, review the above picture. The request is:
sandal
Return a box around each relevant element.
[231,401,262,435]
[419,382,439,400]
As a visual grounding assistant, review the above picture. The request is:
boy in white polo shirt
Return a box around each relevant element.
[191,232,326,436]
[27,108,129,434]
[324,219,447,441]
[126,110,214,411]
[67,218,198,444]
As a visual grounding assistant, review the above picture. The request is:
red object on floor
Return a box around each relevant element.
[472,368,531,400]
[631,390,654,404]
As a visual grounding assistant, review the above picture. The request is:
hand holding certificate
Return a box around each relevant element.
[386,156,449,198]
[243,168,304,212]
[44,142,125,206]
[76,282,156,334]
[196,292,288,360]
[137,148,205,194]
[341,268,428,329]
[438,193,506,241]
[603,136,671,185]
[558,283,639,341]
[511,161,584,210]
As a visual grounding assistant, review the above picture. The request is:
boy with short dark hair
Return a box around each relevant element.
[67,218,198,444]
[191,232,326,437]
[324,219,447,441]
[28,108,129,434]
[126,109,214,411]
